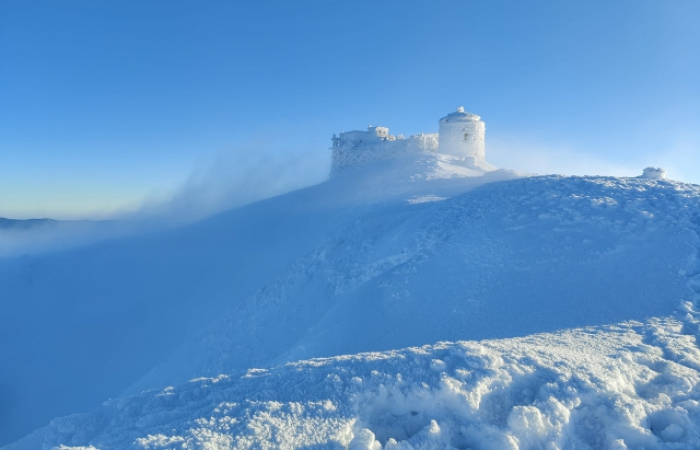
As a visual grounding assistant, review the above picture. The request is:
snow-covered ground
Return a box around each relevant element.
[128,171,698,395]
[3,152,700,449]
[8,303,700,450]
[0,154,516,443]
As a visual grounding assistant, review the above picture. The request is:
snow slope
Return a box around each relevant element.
[0,153,514,444]
[5,150,700,448]
[7,302,700,450]
[128,172,700,395]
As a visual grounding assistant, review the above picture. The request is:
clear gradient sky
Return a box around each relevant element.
[1,1,698,219]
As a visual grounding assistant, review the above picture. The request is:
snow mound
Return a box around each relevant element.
[641,167,667,181]
[7,302,700,450]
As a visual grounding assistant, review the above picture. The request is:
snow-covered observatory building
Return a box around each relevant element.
[330,107,487,174]
[437,106,485,160]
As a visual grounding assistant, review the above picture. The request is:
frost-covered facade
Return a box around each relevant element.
[437,106,485,160]
[331,107,486,174]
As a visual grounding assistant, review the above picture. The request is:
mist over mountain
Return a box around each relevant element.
[3,0,699,447]
[3,135,700,449]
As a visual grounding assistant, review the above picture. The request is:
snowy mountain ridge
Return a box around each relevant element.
[0,152,515,444]
[4,148,700,449]
[127,172,700,397]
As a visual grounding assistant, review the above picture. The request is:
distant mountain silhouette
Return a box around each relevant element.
[0,218,115,230]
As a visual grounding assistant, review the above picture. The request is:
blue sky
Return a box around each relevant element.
[1,1,698,219]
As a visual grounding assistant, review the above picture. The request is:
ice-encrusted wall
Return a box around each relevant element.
[330,128,438,175]
[330,107,485,175]
[437,107,485,160]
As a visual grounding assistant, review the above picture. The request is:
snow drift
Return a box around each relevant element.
[7,302,700,450]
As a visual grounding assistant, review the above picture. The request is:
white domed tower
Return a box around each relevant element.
[437,107,485,160]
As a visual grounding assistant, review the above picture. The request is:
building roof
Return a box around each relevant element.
[439,106,481,122]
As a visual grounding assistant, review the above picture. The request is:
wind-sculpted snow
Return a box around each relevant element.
[7,302,700,450]
[5,157,700,446]
[129,175,700,393]
[0,157,518,443]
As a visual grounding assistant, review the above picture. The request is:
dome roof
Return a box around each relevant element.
[439,106,481,122]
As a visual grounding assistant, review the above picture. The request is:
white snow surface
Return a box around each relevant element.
[7,302,700,450]
[0,153,513,443]
[127,168,699,395]
[5,152,700,449]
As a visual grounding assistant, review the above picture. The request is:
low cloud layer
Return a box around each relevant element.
[0,220,132,257]
[0,142,330,257]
